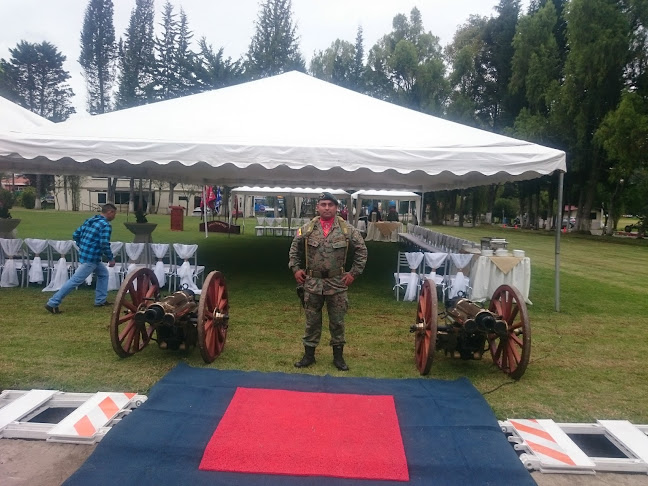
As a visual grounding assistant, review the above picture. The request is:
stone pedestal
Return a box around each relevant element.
[0,219,20,238]
[124,223,158,243]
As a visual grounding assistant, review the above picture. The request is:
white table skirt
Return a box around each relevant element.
[470,256,532,304]
[365,222,403,242]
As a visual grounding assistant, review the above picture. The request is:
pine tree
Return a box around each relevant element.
[79,0,117,114]
[1,40,75,121]
[194,37,243,91]
[245,0,305,79]
[154,0,179,100]
[116,0,156,108]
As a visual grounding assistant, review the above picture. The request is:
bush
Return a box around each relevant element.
[20,187,36,209]
[493,198,519,222]
[0,188,15,218]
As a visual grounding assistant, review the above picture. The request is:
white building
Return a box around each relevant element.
[52,176,204,214]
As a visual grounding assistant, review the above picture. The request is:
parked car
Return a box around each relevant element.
[41,194,55,204]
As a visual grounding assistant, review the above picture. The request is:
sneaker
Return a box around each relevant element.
[44,304,62,314]
[94,301,112,307]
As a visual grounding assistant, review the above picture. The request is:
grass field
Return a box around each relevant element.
[1,208,647,423]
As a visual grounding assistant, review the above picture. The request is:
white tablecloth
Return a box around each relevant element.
[365,222,403,242]
[470,256,532,304]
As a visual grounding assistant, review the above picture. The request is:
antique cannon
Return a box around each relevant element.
[110,268,229,363]
[410,280,530,379]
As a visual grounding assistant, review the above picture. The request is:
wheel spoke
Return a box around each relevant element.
[118,312,135,324]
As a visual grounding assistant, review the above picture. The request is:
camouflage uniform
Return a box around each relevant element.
[288,216,367,347]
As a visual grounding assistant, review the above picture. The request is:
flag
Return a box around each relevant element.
[214,187,222,213]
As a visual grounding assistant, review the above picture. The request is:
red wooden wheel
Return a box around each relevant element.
[110,268,160,358]
[197,271,229,363]
[487,284,531,380]
[415,279,438,375]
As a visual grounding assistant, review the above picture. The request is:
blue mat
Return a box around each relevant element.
[64,363,535,485]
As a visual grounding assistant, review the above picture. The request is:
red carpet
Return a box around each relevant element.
[199,387,409,481]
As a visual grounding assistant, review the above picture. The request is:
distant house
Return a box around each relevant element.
[52,176,203,214]
[0,174,31,191]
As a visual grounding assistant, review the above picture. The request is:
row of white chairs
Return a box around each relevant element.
[254,217,312,237]
[406,224,476,253]
[0,238,204,293]
[393,251,474,302]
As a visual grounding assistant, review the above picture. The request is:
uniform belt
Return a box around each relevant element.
[306,267,344,278]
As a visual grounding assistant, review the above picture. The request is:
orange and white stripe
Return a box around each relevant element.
[49,392,137,439]
[508,419,595,469]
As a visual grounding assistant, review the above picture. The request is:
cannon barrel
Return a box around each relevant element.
[446,298,506,335]
[140,289,198,326]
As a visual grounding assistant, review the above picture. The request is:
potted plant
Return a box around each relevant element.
[124,207,158,243]
[0,188,21,238]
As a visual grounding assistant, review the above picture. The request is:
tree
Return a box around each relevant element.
[445,15,488,127]
[79,0,117,114]
[559,0,630,231]
[474,0,522,130]
[309,39,355,88]
[194,38,243,91]
[365,7,448,114]
[595,91,648,231]
[116,0,156,108]
[154,0,179,100]
[350,26,366,93]
[245,0,305,79]
[0,41,75,121]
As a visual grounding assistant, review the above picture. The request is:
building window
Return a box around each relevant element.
[98,193,107,204]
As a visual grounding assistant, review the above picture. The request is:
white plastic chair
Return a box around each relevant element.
[172,243,204,293]
[150,243,173,289]
[24,238,50,285]
[255,217,265,237]
[106,241,125,291]
[43,240,76,292]
[0,238,27,287]
[446,253,474,299]
[422,252,448,287]
[273,217,285,237]
[124,243,148,278]
[393,251,424,301]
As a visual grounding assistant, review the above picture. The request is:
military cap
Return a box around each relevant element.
[318,192,339,205]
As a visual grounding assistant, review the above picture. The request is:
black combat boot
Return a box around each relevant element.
[294,346,316,368]
[332,345,349,371]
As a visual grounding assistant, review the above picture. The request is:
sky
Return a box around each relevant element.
[0,0,529,113]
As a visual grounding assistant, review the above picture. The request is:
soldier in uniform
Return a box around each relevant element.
[288,192,368,371]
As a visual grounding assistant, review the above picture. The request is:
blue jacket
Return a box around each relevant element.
[73,215,114,263]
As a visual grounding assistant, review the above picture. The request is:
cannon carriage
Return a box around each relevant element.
[110,268,229,363]
[411,279,530,379]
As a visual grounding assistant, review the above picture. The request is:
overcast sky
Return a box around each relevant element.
[0,0,529,113]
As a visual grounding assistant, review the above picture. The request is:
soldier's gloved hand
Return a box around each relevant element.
[342,273,355,286]
[294,269,306,284]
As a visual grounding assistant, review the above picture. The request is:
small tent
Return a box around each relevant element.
[351,190,422,225]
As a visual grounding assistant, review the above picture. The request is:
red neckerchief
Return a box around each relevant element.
[320,217,334,237]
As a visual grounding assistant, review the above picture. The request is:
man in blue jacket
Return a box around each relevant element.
[45,204,117,314]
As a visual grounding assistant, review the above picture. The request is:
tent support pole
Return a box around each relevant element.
[203,186,208,239]
[555,171,564,312]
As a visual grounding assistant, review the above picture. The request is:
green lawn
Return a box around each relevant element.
[1,208,647,423]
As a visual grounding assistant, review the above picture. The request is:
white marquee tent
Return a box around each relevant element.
[0,73,566,309]
[351,190,422,225]
[0,97,53,131]
[0,71,565,191]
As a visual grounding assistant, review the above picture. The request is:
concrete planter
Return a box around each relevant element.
[123,222,158,244]
[0,218,21,238]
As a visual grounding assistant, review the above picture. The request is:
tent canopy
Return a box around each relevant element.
[0,72,565,191]
[0,97,53,131]
[232,186,349,200]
